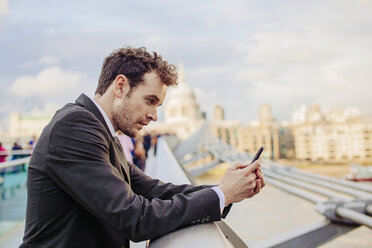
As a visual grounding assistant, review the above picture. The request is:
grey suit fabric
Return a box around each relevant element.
[20,94,227,248]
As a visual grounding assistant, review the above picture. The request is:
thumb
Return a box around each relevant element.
[242,158,261,174]
[231,162,244,170]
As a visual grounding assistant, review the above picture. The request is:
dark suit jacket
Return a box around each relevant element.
[20,94,228,248]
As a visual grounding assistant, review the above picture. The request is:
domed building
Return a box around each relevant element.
[164,63,203,123]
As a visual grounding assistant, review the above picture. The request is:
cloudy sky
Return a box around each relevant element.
[0,0,371,131]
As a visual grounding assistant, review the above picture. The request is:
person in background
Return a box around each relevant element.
[133,136,147,171]
[11,141,27,173]
[11,141,23,161]
[0,142,8,163]
[0,142,8,177]
[117,131,135,164]
[151,133,159,156]
[28,135,38,149]
[143,133,152,158]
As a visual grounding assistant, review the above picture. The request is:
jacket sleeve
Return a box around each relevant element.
[129,163,210,199]
[130,165,233,218]
[46,110,221,242]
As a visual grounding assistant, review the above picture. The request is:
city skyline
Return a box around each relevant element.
[1,0,372,131]
[3,78,372,164]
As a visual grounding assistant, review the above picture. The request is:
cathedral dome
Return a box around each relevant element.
[168,81,195,100]
[164,62,202,123]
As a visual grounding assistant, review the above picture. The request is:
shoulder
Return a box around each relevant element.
[49,103,110,144]
[47,103,106,135]
[54,103,99,125]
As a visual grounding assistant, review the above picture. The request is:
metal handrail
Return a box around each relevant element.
[263,170,351,202]
[0,149,33,156]
[146,137,241,248]
[0,157,31,169]
[336,206,372,227]
[273,168,372,200]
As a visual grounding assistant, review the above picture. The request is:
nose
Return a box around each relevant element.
[147,107,157,122]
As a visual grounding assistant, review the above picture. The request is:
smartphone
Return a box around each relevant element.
[250,147,264,164]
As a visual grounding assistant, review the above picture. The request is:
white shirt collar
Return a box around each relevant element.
[89,96,116,137]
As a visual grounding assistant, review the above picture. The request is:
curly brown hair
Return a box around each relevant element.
[95,46,178,95]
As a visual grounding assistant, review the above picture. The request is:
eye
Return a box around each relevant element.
[146,99,155,105]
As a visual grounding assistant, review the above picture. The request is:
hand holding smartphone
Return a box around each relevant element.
[251,147,265,190]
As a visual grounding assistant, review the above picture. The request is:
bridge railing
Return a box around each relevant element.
[0,156,30,200]
[0,157,29,243]
[145,137,246,248]
[0,150,33,156]
[171,123,372,247]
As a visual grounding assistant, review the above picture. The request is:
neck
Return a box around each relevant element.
[94,93,114,125]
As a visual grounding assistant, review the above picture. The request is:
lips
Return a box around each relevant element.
[138,121,148,126]
[136,121,149,130]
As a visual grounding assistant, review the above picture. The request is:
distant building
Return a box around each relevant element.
[236,104,282,159]
[210,105,241,148]
[291,105,372,162]
[210,119,241,149]
[278,122,295,159]
[259,104,275,124]
[211,104,294,160]
[8,112,52,138]
[214,105,224,121]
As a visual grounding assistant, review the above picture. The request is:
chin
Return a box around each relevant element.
[120,128,137,138]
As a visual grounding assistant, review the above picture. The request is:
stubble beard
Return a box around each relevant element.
[112,99,137,138]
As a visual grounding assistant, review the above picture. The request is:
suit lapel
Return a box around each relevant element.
[75,94,131,185]
[114,137,131,186]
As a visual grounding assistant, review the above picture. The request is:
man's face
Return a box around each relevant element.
[112,72,167,138]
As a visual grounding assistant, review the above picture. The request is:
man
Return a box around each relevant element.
[21,47,265,248]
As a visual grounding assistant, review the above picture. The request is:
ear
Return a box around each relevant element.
[113,74,130,98]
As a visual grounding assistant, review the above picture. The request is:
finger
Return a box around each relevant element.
[256,169,266,187]
[255,171,263,181]
[258,168,266,185]
[256,169,264,180]
[253,179,261,195]
[242,158,262,175]
[261,177,266,188]
[247,173,257,182]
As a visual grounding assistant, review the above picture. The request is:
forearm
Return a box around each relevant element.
[129,163,209,199]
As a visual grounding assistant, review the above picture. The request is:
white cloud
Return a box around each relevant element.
[11,66,83,97]
[38,56,59,65]
[230,6,372,120]
[2,0,372,124]
[236,67,277,83]
[28,102,61,116]
[23,56,60,67]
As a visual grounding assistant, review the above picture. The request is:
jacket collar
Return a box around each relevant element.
[75,93,114,138]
